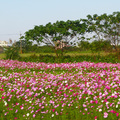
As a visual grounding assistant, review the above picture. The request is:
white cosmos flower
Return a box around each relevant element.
[68,104,70,106]
[86,97,89,100]
[112,93,115,96]
[116,104,118,108]
[4,101,7,106]
[52,114,54,117]
[26,113,29,116]
[102,93,105,96]
[41,89,44,92]
[64,80,67,83]
[99,109,102,112]
[106,102,109,105]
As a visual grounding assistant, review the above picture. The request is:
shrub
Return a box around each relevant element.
[4,46,20,60]
[17,54,120,63]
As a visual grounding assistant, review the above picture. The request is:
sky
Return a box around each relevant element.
[0,0,120,43]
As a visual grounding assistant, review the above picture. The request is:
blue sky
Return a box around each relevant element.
[0,0,120,42]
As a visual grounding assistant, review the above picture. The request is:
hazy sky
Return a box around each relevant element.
[0,0,120,42]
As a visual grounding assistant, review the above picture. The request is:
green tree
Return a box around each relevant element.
[104,12,120,51]
[81,13,108,41]
[14,40,32,53]
[81,11,120,53]
[24,20,86,57]
[4,46,20,60]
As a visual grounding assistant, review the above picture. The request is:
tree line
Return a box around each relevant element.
[18,11,120,56]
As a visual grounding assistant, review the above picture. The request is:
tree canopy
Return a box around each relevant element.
[23,20,87,57]
[23,11,120,54]
[24,20,87,47]
[81,11,120,50]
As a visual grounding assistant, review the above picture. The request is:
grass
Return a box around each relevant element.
[0,53,5,59]
[0,51,114,59]
[0,51,113,60]
[20,51,115,57]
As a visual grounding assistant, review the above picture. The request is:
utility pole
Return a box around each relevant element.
[20,33,22,54]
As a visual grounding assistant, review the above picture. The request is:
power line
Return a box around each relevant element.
[0,33,20,36]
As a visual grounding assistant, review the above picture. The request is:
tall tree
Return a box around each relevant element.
[81,11,120,52]
[14,40,32,53]
[104,12,120,51]
[81,13,108,41]
[24,20,86,57]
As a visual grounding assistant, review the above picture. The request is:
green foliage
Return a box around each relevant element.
[101,40,112,52]
[37,46,54,53]
[90,40,112,54]
[4,46,20,60]
[21,45,54,53]
[15,40,32,53]
[18,54,120,63]
[90,40,102,53]
[23,20,87,57]
[81,11,120,51]
[78,41,90,51]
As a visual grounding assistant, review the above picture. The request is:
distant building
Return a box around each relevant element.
[54,40,70,49]
[0,41,9,47]
[0,41,10,53]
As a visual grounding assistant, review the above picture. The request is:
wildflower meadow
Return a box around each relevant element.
[0,60,120,120]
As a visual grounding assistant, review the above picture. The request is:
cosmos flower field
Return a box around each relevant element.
[0,60,120,120]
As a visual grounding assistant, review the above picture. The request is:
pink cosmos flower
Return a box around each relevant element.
[33,114,35,118]
[95,100,98,104]
[110,110,116,114]
[94,116,97,119]
[52,109,55,112]
[16,103,19,105]
[104,112,108,118]
[15,109,18,113]
[0,89,4,91]
[1,96,4,99]
[116,113,119,117]
[20,106,23,109]
[83,104,86,107]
